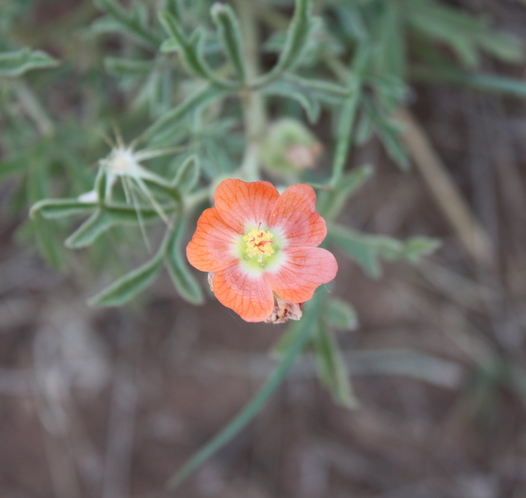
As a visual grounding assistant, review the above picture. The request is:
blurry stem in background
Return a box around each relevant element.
[13,79,55,137]
[234,0,267,181]
[396,108,495,266]
[167,293,324,489]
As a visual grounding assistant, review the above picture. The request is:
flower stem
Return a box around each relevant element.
[234,0,267,181]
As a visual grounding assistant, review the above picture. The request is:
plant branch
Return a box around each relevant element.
[233,0,267,181]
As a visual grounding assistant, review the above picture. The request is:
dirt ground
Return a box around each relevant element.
[2,1,526,497]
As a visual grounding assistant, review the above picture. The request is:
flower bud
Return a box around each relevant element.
[261,119,323,179]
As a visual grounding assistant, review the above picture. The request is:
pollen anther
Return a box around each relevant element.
[243,228,275,263]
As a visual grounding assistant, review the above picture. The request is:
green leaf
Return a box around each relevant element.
[318,165,374,220]
[159,11,230,87]
[172,155,200,193]
[410,66,526,98]
[211,3,246,82]
[167,292,325,489]
[323,298,358,331]
[255,0,316,86]
[33,214,64,270]
[65,205,162,248]
[31,199,96,219]
[105,56,155,76]
[90,254,163,307]
[330,225,440,278]
[143,84,229,141]
[362,96,409,170]
[328,225,381,279]
[400,236,442,263]
[94,0,160,49]
[313,325,358,409]
[0,48,58,77]
[0,154,30,181]
[261,80,321,123]
[65,210,113,248]
[164,216,204,305]
[330,90,361,185]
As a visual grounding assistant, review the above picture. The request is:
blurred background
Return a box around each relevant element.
[1,0,526,497]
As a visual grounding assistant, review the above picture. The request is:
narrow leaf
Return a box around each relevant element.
[159,11,230,87]
[105,56,155,76]
[31,199,97,219]
[90,254,163,306]
[143,84,228,141]
[164,216,204,304]
[0,49,58,77]
[172,155,200,192]
[318,165,374,220]
[167,292,325,488]
[328,225,381,279]
[262,80,321,123]
[94,0,160,48]
[255,0,316,86]
[313,325,358,408]
[211,3,246,82]
[65,210,112,248]
[323,298,358,331]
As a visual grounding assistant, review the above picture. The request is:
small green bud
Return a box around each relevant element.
[261,118,323,179]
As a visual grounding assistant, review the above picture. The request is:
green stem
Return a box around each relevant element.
[233,0,267,181]
[167,292,324,488]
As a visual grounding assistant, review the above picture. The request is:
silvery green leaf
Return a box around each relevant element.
[313,325,358,409]
[172,155,200,193]
[323,299,358,331]
[159,11,230,87]
[211,3,246,82]
[105,57,155,76]
[0,48,58,77]
[31,199,97,219]
[256,0,317,86]
[328,225,382,279]
[94,0,160,48]
[318,165,374,221]
[261,80,321,123]
[164,216,204,305]
[144,84,229,141]
[90,253,163,306]
[65,210,113,248]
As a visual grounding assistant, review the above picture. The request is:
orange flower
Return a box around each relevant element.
[186,179,338,322]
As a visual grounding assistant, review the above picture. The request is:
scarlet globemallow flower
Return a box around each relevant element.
[186,179,338,323]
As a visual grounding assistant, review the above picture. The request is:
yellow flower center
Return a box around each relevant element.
[243,228,275,263]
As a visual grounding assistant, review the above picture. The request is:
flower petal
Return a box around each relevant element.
[268,247,338,303]
[214,179,280,232]
[212,264,274,322]
[268,184,327,247]
[186,208,239,272]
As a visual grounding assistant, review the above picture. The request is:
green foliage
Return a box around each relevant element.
[0,48,58,77]
[1,0,523,490]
